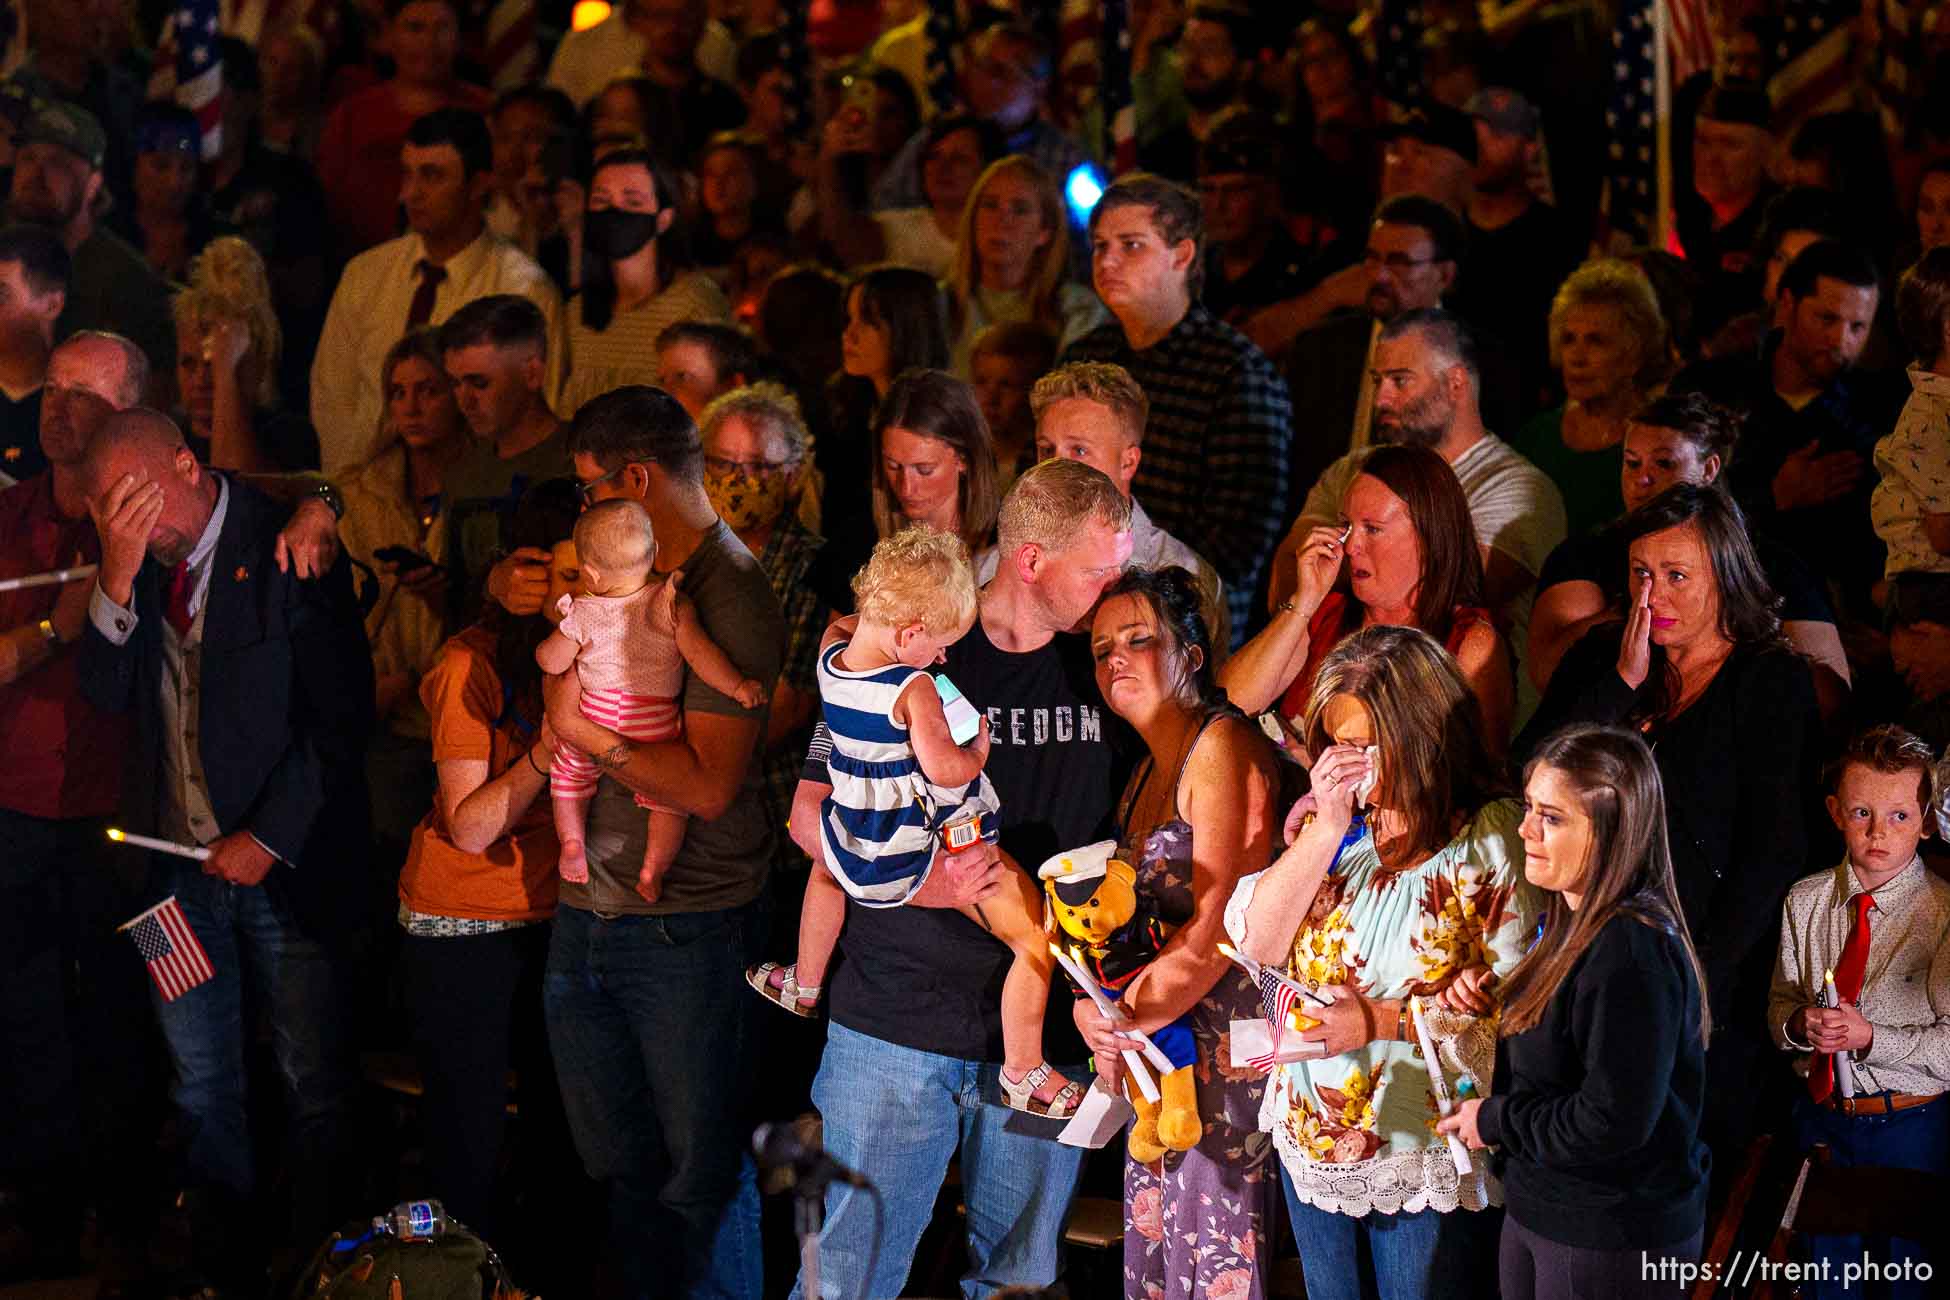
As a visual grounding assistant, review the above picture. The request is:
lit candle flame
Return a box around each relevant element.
[106,828,126,842]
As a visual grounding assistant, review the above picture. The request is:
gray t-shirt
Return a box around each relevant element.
[562,520,785,915]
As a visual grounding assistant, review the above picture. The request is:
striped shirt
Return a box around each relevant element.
[1062,305,1292,642]
[816,641,998,906]
[558,271,730,419]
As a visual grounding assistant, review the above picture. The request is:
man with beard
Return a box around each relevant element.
[8,99,171,385]
[1277,308,1565,700]
[310,108,564,475]
[1674,240,1903,614]
[1140,1,1263,181]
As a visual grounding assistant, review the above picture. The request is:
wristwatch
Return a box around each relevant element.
[36,617,63,645]
[307,481,345,520]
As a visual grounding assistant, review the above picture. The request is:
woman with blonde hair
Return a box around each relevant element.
[1511,260,1672,535]
[336,329,472,852]
[944,155,1105,375]
[1227,625,1543,1300]
[172,236,315,472]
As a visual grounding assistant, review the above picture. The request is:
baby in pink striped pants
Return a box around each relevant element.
[536,500,764,898]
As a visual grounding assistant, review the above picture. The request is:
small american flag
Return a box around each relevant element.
[1246,968,1301,1072]
[126,896,214,1002]
[171,0,225,161]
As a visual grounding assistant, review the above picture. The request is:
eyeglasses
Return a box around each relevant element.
[576,463,627,504]
[1363,251,1443,272]
[704,454,793,478]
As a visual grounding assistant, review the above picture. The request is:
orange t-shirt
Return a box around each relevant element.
[398,626,560,922]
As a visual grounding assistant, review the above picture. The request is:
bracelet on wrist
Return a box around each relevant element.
[1396,1000,1412,1045]
[526,746,547,776]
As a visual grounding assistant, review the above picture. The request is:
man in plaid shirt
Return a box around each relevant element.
[1063,173,1292,644]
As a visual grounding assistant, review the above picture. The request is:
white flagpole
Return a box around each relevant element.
[1653,0,1674,249]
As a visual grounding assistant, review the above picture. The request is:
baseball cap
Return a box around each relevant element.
[1381,102,1478,164]
[1466,86,1541,140]
[17,98,106,170]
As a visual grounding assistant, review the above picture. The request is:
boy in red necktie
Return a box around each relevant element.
[1769,724,1950,1299]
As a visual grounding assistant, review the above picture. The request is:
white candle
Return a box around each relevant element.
[1824,970,1856,1099]
[0,564,98,592]
[1411,996,1474,1177]
[1049,941,1161,1103]
[106,827,211,862]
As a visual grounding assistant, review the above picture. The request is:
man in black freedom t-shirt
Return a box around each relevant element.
[785,461,1135,1298]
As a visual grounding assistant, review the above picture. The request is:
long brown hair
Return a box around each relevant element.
[870,368,1001,551]
[1499,725,1711,1041]
[946,155,1068,338]
[1336,444,1485,643]
[1301,625,1508,864]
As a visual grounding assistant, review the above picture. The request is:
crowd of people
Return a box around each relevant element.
[2,0,1950,1298]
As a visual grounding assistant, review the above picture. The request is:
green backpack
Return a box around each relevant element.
[291,1214,519,1300]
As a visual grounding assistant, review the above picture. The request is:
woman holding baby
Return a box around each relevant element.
[1225,626,1544,1300]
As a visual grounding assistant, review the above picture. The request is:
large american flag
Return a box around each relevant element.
[1769,0,1858,138]
[1373,0,1426,108]
[126,896,215,1003]
[1100,0,1136,174]
[466,0,539,92]
[1602,0,1662,248]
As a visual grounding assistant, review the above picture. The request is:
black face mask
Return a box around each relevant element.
[584,208,662,260]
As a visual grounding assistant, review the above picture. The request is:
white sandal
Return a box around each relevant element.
[999,1063,1084,1119]
[745,962,821,1018]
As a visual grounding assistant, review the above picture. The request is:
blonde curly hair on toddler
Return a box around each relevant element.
[852,525,979,636]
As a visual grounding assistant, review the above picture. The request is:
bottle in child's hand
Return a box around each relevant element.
[936,673,982,746]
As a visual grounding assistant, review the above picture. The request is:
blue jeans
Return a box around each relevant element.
[1281,1165,1497,1300]
[1791,1093,1948,1299]
[154,860,351,1205]
[790,1021,1086,1300]
[545,900,764,1300]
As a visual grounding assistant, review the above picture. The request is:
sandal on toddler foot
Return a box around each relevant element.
[999,1063,1084,1119]
[746,962,821,1017]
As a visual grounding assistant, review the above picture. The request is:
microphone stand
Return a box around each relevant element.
[796,1178,822,1300]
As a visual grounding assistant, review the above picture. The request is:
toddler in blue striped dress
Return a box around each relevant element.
[747,527,1082,1117]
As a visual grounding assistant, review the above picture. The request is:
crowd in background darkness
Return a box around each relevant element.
[1,0,1949,1298]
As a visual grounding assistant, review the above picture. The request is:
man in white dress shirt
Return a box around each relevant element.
[310,107,564,474]
[974,360,1232,652]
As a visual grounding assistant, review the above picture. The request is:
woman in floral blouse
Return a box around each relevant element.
[1226,626,1543,1300]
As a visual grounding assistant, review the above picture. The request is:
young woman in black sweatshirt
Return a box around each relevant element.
[1440,725,1712,1298]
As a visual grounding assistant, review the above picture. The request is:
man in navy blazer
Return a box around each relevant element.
[77,407,372,1291]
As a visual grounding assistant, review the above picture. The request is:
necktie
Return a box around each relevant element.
[164,559,194,638]
[1807,891,1874,1102]
[406,259,447,327]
